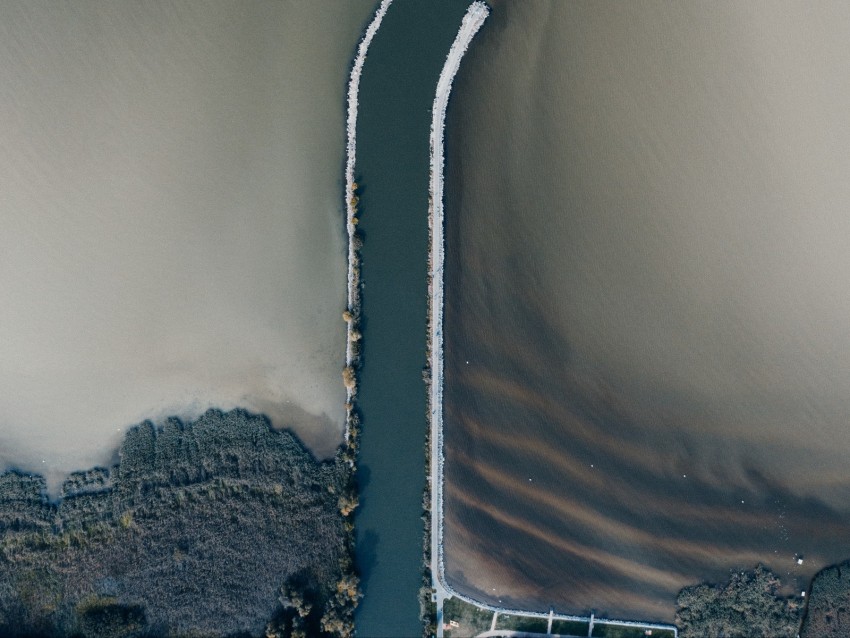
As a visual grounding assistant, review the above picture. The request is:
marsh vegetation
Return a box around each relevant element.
[0,410,359,637]
[675,566,802,638]
[798,560,850,637]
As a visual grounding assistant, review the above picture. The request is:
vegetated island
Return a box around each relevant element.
[0,409,360,638]
[675,560,850,638]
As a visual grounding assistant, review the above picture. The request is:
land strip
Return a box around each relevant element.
[342,0,393,419]
[426,4,490,635]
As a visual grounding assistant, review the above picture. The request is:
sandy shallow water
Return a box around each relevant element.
[0,0,373,491]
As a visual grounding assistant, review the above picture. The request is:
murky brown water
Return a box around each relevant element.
[443,0,850,621]
[0,1,373,491]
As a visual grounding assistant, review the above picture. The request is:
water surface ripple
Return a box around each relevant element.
[443,0,850,621]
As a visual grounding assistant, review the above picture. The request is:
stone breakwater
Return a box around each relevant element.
[425,0,489,619]
[342,0,392,444]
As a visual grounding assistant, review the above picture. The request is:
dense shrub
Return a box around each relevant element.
[0,409,357,637]
[675,565,802,638]
[799,560,850,637]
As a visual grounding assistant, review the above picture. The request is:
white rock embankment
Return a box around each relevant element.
[427,0,490,605]
[342,0,393,427]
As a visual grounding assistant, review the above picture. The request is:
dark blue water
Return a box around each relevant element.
[353,1,472,636]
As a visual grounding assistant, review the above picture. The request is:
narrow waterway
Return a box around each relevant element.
[353,2,473,635]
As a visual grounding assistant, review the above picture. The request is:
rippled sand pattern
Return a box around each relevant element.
[443,1,850,621]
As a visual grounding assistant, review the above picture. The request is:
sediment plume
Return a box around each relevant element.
[438,0,850,627]
[427,5,676,637]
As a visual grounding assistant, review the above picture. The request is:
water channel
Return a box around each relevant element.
[354,2,473,636]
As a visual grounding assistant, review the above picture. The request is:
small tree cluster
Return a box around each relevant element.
[800,560,850,637]
[676,565,802,637]
[342,366,356,391]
